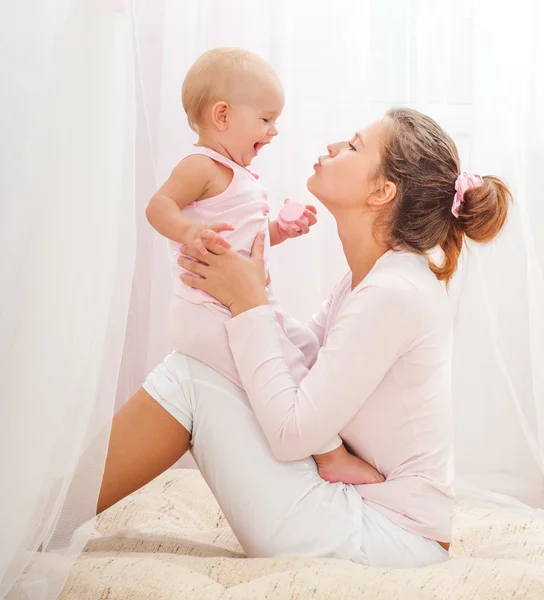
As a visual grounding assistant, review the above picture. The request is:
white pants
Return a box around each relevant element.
[143,352,449,568]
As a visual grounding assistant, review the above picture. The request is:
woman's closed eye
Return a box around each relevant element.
[348,142,357,151]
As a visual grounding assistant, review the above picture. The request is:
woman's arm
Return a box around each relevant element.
[225,282,421,460]
[177,237,421,461]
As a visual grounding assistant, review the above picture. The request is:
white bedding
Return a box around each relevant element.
[60,470,544,599]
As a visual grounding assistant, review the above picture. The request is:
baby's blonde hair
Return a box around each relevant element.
[182,48,278,133]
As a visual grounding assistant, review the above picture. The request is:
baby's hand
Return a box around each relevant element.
[288,204,317,237]
[185,222,234,255]
[271,202,318,245]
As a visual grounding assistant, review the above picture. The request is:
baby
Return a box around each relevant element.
[146,48,383,486]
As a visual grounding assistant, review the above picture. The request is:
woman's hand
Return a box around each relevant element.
[178,233,269,317]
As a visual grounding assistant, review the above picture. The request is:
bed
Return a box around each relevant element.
[60,469,544,599]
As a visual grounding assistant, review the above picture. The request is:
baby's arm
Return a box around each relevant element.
[146,155,233,251]
[268,219,288,247]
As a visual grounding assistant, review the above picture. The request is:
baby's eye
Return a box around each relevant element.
[348,142,357,151]
[262,118,271,124]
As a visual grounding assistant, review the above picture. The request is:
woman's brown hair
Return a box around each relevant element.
[379,108,512,282]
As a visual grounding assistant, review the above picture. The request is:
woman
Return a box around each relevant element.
[97,108,510,568]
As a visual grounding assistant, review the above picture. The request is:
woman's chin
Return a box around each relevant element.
[306,174,324,202]
[307,178,332,213]
[306,172,319,195]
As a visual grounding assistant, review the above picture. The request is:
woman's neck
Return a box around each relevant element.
[335,211,390,290]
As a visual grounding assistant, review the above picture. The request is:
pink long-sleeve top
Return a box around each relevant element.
[225,249,455,542]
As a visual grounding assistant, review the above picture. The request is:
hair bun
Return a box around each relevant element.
[456,176,512,243]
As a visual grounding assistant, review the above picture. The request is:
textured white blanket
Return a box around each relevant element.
[60,470,544,599]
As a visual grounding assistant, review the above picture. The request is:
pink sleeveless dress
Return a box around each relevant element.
[170,147,271,309]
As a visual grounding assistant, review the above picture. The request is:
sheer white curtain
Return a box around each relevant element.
[450,0,544,507]
[0,1,137,598]
[2,1,543,598]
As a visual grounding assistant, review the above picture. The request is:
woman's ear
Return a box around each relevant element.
[211,101,229,131]
[368,179,397,210]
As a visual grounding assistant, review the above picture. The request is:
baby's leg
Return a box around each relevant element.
[169,297,243,388]
[313,443,385,485]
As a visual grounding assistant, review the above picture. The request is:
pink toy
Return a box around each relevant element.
[277,201,309,232]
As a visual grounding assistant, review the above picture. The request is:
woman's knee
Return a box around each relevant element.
[97,388,190,514]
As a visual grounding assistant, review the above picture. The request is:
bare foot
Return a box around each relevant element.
[314,445,385,485]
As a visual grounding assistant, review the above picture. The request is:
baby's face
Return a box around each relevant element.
[225,73,284,167]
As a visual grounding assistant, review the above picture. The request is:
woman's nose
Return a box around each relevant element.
[327,142,340,157]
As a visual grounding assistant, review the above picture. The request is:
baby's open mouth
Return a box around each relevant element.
[254,142,265,153]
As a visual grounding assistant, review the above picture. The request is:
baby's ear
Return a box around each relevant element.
[211,101,229,131]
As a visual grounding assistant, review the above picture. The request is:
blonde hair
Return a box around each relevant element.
[182,48,277,133]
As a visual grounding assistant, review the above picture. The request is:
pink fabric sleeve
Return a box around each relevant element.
[226,281,422,461]
[305,295,333,347]
[274,295,332,371]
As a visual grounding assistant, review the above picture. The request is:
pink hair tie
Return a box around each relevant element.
[452,172,483,218]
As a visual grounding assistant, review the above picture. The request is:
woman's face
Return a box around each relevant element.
[307,119,391,213]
